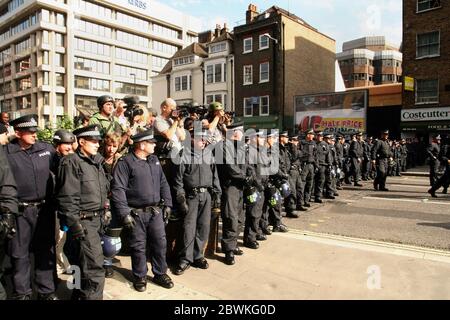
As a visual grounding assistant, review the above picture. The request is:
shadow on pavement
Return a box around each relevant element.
[417,222,450,231]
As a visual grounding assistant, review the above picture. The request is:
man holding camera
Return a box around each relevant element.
[154,98,186,155]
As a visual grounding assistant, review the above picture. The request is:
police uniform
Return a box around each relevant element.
[362,138,372,180]
[217,122,247,265]
[56,125,109,300]
[111,130,173,291]
[349,133,364,186]
[5,114,57,300]
[288,135,305,211]
[279,132,296,216]
[324,135,337,198]
[429,141,450,197]
[371,130,392,191]
[334,135,345,188]
[314,132,330,202]
[0,146,18,300]
[299,129,317,207]
[173,131,221,274]
[427,135,441,186]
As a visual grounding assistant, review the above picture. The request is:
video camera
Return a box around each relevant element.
[123,95,144,125]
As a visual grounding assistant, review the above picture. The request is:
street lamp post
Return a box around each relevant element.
[130,73,136,95]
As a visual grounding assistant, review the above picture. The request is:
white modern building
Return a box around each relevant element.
[0,0,201,126]
[152,24,235,111]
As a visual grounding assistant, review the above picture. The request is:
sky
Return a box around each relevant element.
[167,0,403,52]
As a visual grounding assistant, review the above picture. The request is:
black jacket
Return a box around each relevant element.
[0,146,18,215]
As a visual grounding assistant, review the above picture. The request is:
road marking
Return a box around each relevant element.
[318,220,325,223]
[275,229,450,264]
[363,196,450,205]
[389,184,428,189]
[310,223,318,227]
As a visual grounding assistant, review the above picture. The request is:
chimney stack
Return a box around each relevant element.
[246,4,258,24]
[221,23,228,35]
[214,24,221,38]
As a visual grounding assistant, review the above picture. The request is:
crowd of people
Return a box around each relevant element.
[0,94,449,301]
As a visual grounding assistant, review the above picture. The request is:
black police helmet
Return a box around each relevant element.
[53,129,76,144]
[97,95,114,110]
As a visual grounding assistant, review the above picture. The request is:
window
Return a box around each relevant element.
[17,77,31,90]
[206,65,213,84]
[206,95,213,104]
[244,98,253,117]
[260,62,269,83]
[260,96,269,116]
[56,73,64,86]
[55,33,64,46]
[113,65,147,80]
[214,94,222,104]
[416,79,438,104]
[173,56,194,66]
[43,30,49,43]
[152,40,178,55]
[417,31,440,58]
[74,57,110,74]
[243,37,252,53]
[116,30,148,48]
[74,76,110,92]
[54,53,63,67]
[174,75,190,91]
[43,71,49,85]
[41,9,50,22]
[243,65,253,85]
[210,43,226,54]
[114,82,147,95]
[115,47,147,64]
[15,38,31,54]
[75,38,110,57]
[43,92,49,105]
[17,95,31,109]
[417,0,441,12]
[56,93,64,107]
[259,34,269,50]
[56,13,65,26]
[224,63,227,82]
[214,64,222,83]
[152,23,181,40]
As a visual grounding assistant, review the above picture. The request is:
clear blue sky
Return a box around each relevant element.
[167,0,402,52]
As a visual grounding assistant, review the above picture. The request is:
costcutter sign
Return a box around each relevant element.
[401,107,450,122]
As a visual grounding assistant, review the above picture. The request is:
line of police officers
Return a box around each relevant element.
[0,96,400,300]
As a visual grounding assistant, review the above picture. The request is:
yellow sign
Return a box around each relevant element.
[404,76,414,92]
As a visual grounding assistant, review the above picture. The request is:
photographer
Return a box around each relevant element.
[154,98,186,155]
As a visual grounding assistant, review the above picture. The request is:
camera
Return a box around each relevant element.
[170,108,190,120]
[123,95,144,125]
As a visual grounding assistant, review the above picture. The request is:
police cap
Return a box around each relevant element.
[73,125,102,141]
[434,134,441,140]
[305,129,315,135]
[324,133,333,139]
[357,132,363,136]
[131,129,157,143]
[316,131,324,136]
[53,129,76,144]
[382,129,389,134]
[280,131,289,137]
[266,131,279,138]
[10,114,39,132]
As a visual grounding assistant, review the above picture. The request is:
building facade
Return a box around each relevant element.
[233,4,335,131]
[0,0,200,126]
[402,0,450,140]
[337,36,402,89]
[152,24,235,111]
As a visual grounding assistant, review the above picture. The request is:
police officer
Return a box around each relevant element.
[428,139,450,198]
[324,134,338,199]
[349,132,364,187]
[314,132,329,203]
[111,129,173,292]
[362,136,373,181]
[400,139,408,173]
[427,134,441,187]
[299,129,317,209]
[5,114,57,300]
[371,130,393,191]
[173,130,221,274]
[279,131,297,217]
[217,122,248,265]
[334,134,345,190]
[0,146,18,300]
[51,130,76,276]
[56,125,109,300]
[289,134,305,211]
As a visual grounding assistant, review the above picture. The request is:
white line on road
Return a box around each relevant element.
[389,184,428,189]
[363,196,450,205]
[275,229,450,264]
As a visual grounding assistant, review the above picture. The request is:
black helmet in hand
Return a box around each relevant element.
[53,129,76,145]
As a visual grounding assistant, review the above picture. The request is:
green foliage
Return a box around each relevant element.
[37,115,74,143]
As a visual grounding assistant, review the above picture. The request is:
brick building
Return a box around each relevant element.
[402,0,450,141]
[233,4,335,131]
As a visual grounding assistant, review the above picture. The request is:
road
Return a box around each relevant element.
[283,173,450,251]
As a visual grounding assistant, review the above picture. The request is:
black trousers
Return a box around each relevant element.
[180,192,211,264]
[221,185,243,253]
[0,234,6,300]
[374,159,389,189]
[429,160,440,186]
[351,158,361,184]
[431,166,450,192]
[285,168,301,212]
[65,216,104,300]
[314,165,327,199]
[9,205,56,297]
[245,191,263,243]
[299,164,314,205]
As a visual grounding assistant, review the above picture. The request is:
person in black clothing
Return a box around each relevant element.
[0,146,18,300]
[279,132,298,218]
[428,139,450,198]
[314,132,330,203]
[349,132,364,187]
[5,114,57,300]
[56,125,109,300]
[371,130,393,192]
[111,130,173,292]
[427,135,441,187]
[173,130,221,274]
[289,135,305,211]
[299,129,317,209]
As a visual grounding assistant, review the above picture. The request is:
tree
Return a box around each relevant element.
[37,115,74,143]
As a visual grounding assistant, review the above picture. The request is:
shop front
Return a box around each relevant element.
[401,106,450,142]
